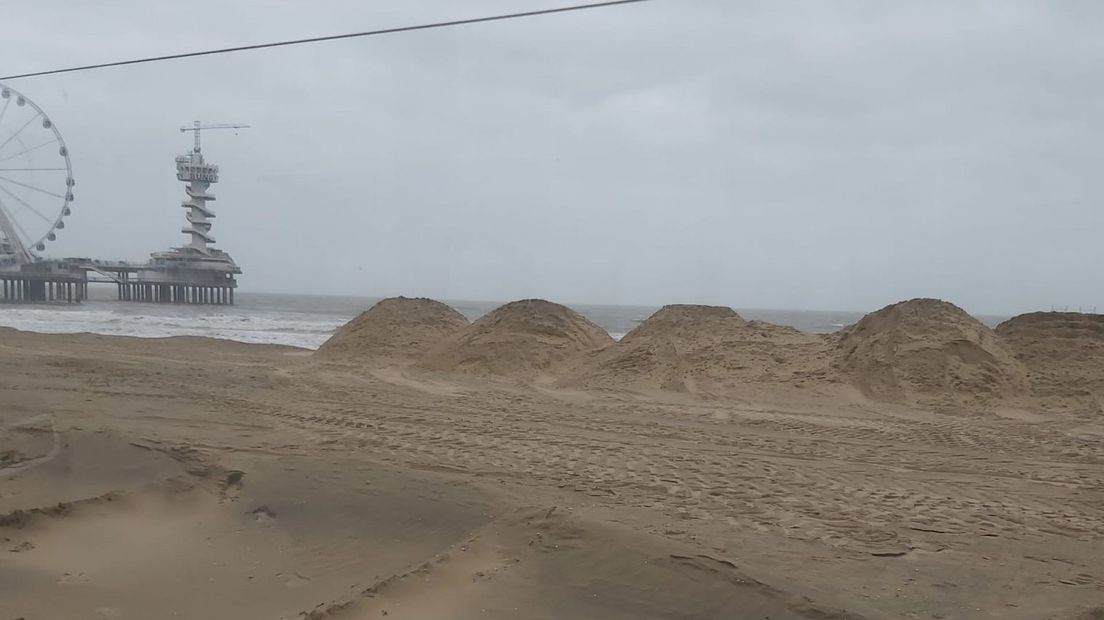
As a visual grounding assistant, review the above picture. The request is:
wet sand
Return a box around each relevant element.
[1,328,1102,619]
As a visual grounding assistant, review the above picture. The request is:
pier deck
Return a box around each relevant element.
[1,258,238,305]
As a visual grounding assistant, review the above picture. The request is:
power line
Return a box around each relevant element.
[0,0,652,81]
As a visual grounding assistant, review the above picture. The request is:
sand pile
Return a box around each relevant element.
[316,297,468,361]
[996,312,1104,412]
[621,304,743,340]
[417,299,614,380]
[564,304,837,396]
[835,298,1028,406]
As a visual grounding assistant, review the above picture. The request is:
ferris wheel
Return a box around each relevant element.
[0,82,74,265]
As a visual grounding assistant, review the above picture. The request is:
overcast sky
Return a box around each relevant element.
[5,1,1103,314]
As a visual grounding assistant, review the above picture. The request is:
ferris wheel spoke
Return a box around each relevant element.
[0,174,66,199]
[0,183,55,225]
[0,112,42,155]
[0,98,11,128]
[0,137,59,163]
[0,195,38,247]
[0,167,67,171]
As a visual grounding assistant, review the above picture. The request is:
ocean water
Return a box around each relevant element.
[0,291,1006,350]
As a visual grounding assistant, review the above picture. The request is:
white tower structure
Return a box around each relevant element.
[177,148,218,251]
[176,121,247,253]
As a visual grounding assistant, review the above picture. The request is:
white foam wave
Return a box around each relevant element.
[0,302,343,349]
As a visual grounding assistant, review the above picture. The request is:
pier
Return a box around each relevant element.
[0,261,87,303]
[0,98,244,305]
[1,255,238,305]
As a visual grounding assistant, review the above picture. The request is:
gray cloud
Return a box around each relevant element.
[5,0,1103,314]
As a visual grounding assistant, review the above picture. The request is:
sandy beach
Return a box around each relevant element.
[2,298,1103,619]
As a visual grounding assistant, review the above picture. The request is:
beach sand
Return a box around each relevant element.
[1,306,1102,619]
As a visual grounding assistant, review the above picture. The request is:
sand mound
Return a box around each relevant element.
[835,298,1027,406]
[621,304,743,342]
[564,304,837,396]
[316,297,468,361]
[996,312,1104,412]
[417,299,613,380]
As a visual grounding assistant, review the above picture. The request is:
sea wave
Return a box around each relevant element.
[0,302,345,349]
